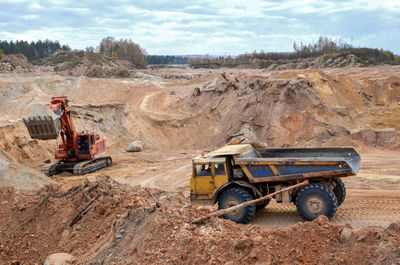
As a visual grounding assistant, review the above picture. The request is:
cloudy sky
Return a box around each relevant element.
[0,0,399,55]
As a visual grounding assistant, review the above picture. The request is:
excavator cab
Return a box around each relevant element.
[77,134,90,156]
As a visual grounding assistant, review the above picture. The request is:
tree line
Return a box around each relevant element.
[0,40,70,61]
[99,37,147,68]
[191,36,400,67]
[0,37,190,66]
[235,36,399,65]
[2,36,398,67]
[147,55,188,65]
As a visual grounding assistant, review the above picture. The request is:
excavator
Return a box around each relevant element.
[23,95,112,176]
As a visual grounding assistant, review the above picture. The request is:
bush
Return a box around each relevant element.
[0,48,3,59]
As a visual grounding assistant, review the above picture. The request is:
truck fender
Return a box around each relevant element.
[212,180,263,204]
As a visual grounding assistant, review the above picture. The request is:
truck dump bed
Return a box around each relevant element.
[232,145,361,183]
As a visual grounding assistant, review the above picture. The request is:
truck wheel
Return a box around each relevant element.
[218,187,256,224]
[295,184,337,221]
[256,199,270,211]
[332,178,346,206]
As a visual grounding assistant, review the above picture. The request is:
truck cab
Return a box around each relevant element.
[190,156,230,200]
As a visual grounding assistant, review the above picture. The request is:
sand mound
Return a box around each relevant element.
[0,54,34,73]
[0,149,55,190]
[1,177,399,264]
[176,70,400,149]
[43,51,131,78]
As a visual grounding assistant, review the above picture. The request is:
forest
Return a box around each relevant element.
[191,36,400,67]
[147,55,188,65]
[0,40,70,61]
[98,37,147,67]
[1,36,399,68]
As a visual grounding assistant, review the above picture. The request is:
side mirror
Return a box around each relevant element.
[96,135,99,140]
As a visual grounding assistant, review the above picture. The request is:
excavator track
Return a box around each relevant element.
[41,160,62,176]
[73,156,112,176]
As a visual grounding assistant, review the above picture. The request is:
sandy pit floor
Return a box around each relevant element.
[1,66,400,263]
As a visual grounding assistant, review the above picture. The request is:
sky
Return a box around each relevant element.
[0,0,399,55]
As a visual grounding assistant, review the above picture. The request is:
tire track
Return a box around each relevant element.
[252,190,400,230]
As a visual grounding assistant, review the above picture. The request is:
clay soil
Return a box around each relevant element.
[1,65,400,264]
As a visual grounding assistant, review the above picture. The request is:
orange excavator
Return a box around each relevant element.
[23,96,112,176]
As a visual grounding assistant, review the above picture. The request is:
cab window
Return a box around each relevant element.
[214,163,225,175]
[195,164,211,176]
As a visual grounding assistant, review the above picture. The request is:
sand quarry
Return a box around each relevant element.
[1,66,400,264]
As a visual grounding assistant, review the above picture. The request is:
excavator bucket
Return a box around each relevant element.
[23,104,62,140]
[23,115,61,140]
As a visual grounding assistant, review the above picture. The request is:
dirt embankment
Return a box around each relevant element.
[2,67,400,154]
[1,177,400,265]
[42,51,135,78]
[175,68,400,149]
[250,53,375,70]
[0,149,55,190]
[0,54,34,73]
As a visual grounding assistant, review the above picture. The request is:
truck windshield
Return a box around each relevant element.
[214,163,225,175]
[195,164,211,176]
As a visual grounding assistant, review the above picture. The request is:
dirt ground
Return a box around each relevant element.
[1,65,400,263]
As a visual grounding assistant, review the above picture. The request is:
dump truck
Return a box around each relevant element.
[190,143,360,223]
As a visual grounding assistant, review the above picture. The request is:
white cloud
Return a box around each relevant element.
[0,0,399,54]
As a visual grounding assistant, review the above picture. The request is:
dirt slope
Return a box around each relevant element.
[1,177,400,265]
[181,68,400,149]
[2,66,400,154]
[43,51,132,78]
[0,54,34,73]
[1,66,400,264]
[0,149,55,190]
[1,66,400,187]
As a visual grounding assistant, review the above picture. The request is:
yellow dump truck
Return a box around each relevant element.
[190,143,360,224]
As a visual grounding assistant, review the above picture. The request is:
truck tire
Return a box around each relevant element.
[256,199,270,211]
[295,183,337,221]
[332,178,346,206]
[218,187,256,224]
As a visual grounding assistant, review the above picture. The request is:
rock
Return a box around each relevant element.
[351,129,377,145]
[297,74,306,79]
[130,72,159,79]
[199,226,214,236]
[0,150,56,190]
[316,215,329,225]
[43,253,76,265]
[357,235,367,242]
[60,229,70,244]
[249,248,258,258]
[126,141,143,152]
[340,227,353,243]
[159,195,167,203]
[387,222,400,233]
[377,128,399,146]
[234,237,253,250]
